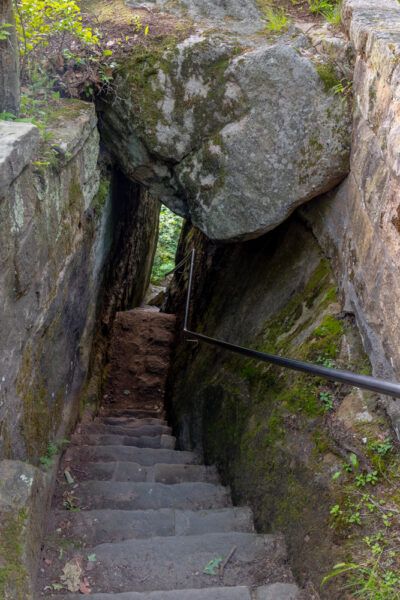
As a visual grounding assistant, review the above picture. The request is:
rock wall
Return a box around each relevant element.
[166,220,391,596]
[0,0,20,113]
[0,101,160,598]
[0,101,159,463]
[302,0,400,437]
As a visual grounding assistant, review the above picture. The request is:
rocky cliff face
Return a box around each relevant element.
[166,220,386,595]
[302,0,400,437]
[99,4,352,240]
[0,100,159,598]
[0,101,159,463]
[163,1,400,595]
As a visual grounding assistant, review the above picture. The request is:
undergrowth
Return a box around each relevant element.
[324,438,400,598]
[151,205,183,285]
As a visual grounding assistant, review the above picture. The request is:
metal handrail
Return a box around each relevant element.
[169,249,400,399]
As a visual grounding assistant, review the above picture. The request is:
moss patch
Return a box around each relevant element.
[16,338,64,461]
[0,509,29,599]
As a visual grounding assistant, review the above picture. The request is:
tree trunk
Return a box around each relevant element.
[0,0,20,114]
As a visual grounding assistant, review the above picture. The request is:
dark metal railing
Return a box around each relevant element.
[169,249,400,399]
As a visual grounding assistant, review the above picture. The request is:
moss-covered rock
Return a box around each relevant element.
[100,24,352,241]
[167,218,396,596]
[0,460,50,599]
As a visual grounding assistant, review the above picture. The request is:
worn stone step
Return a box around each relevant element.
[101,409,165,419]
[52,507,255,544]
[50,587,252,599]
[68,461,219,484]
[68,481,231,510]
[82,422,172,437]
[72,433,176,450]
[50,583,300,599]
[64,445,199,466]
[100,417,168,428]
[76,532,288,592]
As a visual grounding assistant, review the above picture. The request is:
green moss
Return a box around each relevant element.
[91,177,110,216]
[16,349,50,459]
[118,33,244,153]
[312,429,331,454]
[304,315,344,360]
[16,337,64,461]
[0,509,30,599]
[316,63,341,93]
[118,36,180,142]
[277,380,323,416]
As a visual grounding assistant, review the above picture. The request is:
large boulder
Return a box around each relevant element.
[100,29,352,241]
[129,0,263,34]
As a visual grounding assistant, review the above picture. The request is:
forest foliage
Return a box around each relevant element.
[151,206,183,285]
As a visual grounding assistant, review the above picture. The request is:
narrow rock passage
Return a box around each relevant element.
[40,308,300,599]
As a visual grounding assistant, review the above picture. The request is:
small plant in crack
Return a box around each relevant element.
[319,390,334,411]
[39,438,69,469]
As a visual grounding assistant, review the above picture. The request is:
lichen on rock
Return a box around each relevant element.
[100,14,353,241]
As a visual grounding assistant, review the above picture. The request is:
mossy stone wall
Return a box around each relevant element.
[167,218,389,596]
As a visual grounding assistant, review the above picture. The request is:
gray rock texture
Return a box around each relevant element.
[166,219,381,593]
[0,122,40,197]
[0,101,159,462]
[128,0,263,34]
[302,0,400,436]
[100,29,352,241]
[0,460,51,599]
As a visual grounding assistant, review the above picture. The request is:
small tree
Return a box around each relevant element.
[13,0,97,78]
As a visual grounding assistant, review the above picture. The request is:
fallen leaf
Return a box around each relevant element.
[87,553,97,562]
[79,577,91,594]
[203,557,223,576]
[60,557,83,592]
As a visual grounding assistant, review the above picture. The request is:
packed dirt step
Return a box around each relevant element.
[39,309,301,599]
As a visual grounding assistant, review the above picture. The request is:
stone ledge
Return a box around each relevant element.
[0,122,40,198]
[47,100,98,164]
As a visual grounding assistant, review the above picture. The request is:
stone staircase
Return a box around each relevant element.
[39,308,300,600]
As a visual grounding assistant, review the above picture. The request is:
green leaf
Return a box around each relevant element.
[349,453,359,469]
[203,557,223,575]
[321,562,358,587]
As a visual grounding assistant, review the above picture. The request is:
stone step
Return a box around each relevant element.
[64,445,199,466]
[82,422,172,437]
[100,417,168,428]
[50,583,300,599]
[68,461,219,484]
[52,507,255,544]
[72,433,176,450]
[72,532,288,593]
[66,481,231,510]
[49,587,251,600]
[101,409,165,419]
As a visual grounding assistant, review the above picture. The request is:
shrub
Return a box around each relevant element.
[13,0,98,76]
